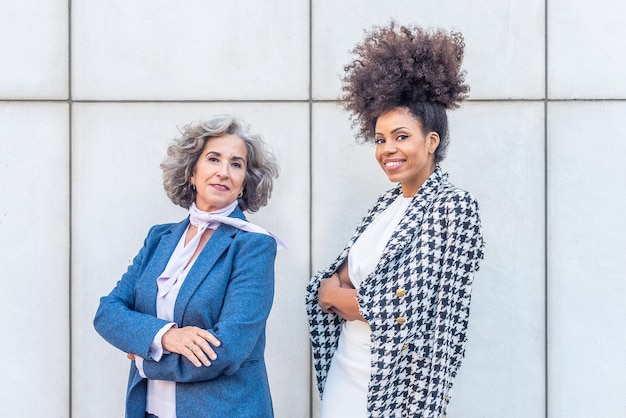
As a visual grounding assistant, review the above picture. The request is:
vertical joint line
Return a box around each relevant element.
[307,1,314,417]
[67,0,73,417]
[543,0,550,418]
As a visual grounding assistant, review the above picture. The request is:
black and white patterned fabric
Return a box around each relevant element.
[306,166,485,417]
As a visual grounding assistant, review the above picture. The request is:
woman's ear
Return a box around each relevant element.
[428,132,440,154]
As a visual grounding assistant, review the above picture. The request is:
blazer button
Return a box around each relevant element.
[401,343,409,350]
[395,317,406,325]
[396,288,406,297]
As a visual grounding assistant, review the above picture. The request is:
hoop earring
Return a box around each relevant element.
[191,183,196,191]
[238,190,244,198]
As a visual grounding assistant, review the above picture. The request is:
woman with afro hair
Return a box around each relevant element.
[306,22,485,417]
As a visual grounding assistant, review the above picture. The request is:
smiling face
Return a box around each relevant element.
[190,134,247,212]
[375,107,440,197]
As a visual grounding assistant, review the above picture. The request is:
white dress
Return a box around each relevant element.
[321,195,412,418]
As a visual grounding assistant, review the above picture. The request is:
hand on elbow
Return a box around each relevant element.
[318,274,341,312]
[162,326,222,368]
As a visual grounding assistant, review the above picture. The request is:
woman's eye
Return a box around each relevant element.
[231,162,242,168]
[375,138,385,144]
[396,134,409,141]
[208,156,219,163]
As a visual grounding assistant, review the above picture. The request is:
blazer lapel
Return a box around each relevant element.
[135,220,188,316]
[371,168,446,280]
[172,208,244,324]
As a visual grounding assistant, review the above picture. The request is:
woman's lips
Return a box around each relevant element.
[210,184,230,191]
[383,160,405,171]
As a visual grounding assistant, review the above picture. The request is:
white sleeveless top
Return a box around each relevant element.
[321,194,412,418]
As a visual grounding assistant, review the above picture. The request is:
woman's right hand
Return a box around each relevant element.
[318,273,341,313]
[161,326,221,368]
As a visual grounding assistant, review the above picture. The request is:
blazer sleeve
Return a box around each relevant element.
[141,232,277,383]
[306,264,344,397]
[93,225,173,359]
[424,191,484,416]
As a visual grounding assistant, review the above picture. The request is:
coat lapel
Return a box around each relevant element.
[172,207,245,325]
[376,168,445,270]
[135,220,188,316]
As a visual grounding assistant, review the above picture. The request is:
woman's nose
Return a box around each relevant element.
[216,163,229,178]
[381,141,397,154]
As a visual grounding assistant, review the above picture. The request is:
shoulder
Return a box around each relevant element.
[230,231,277,275]
[235,229,276,245]
[232,230,278,256]
[435,183,480,209]
[231,207,279,253]
[426,184,482,227]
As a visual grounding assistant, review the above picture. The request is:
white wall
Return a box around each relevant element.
[1,0,625,417]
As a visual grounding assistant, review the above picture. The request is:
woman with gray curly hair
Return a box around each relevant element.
[307,22,485,417]
[95,115,284,418]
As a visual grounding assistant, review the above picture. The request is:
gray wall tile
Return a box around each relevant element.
[72,1,309,100]
[549,1,626,99]
[548,102,626,417]
[0,103,69,416]
[0,1,68,98]
[313,0,545,101]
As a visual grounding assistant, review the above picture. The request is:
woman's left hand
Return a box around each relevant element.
[162,326,222,368]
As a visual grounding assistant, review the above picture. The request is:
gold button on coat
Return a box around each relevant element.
[401,343,409,350]
[395,317,406,325]
[395,288,406,297]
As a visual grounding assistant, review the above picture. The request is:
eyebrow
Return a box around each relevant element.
[206,150,247,163]
[375,126,411,135]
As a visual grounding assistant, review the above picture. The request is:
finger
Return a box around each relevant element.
[195,339,217,361]
[185,344,203,367]
[198,330,221,347]
[189,343,211,367]
[127,353,135,360]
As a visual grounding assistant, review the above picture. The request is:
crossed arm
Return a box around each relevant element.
[95,227,276,383]
[317,262,365,322]
[127,326,221,368]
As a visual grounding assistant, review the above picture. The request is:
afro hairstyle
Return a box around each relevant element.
[341,21,469,157]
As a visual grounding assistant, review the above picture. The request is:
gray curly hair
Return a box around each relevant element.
[161,115,279,213]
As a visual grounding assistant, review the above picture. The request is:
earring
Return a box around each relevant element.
[191,182,196,191]
[238,190,244,198]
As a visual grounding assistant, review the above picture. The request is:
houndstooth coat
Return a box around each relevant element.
[306,167,484,418]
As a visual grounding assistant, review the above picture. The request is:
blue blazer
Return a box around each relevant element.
[94,206,276,418]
